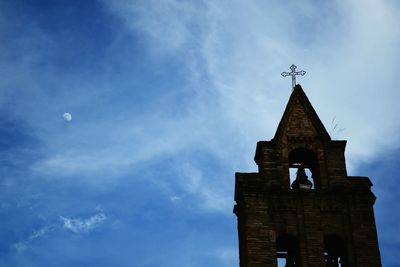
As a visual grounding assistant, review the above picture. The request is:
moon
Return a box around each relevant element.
[63,112,72,121]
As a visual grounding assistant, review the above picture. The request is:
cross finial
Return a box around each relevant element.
[281,64,306,89]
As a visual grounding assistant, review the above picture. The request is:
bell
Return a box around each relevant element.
[291,167,313,190]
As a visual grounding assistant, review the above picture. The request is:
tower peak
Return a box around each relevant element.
[273,84,331,142]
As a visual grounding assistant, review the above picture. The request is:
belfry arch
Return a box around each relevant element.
[288,148,320,190]
[323,234,347,267]
[276,234,301,267]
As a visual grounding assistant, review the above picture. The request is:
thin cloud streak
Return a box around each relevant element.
[11,211,108,255]
[12,226,54,254]
[60,212,107,234]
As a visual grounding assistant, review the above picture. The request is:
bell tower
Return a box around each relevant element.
[233,85,381,267]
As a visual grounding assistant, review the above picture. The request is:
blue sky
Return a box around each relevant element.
[0,0,399,266]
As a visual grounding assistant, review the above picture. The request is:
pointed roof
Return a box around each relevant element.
[273,84,331,142]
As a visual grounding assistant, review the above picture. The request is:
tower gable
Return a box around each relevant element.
[273,84,331,143]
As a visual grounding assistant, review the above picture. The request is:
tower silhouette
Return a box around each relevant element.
[234,85,381,267]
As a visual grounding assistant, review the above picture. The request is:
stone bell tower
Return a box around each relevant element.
[233,85,381,267]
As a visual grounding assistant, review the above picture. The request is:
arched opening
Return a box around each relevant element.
[324,235,347,267]
[288,148,319,190]
[276,234,301,267]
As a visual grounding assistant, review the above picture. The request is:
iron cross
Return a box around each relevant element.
[281,64,306,89]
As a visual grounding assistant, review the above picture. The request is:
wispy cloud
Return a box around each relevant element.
[101,0,400,172]
[169,195,182,202]
[24,0,398,213]
[12,211,108,254]
[60,212,107,234]
[12,226,54,254]
[103,0,203,54]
